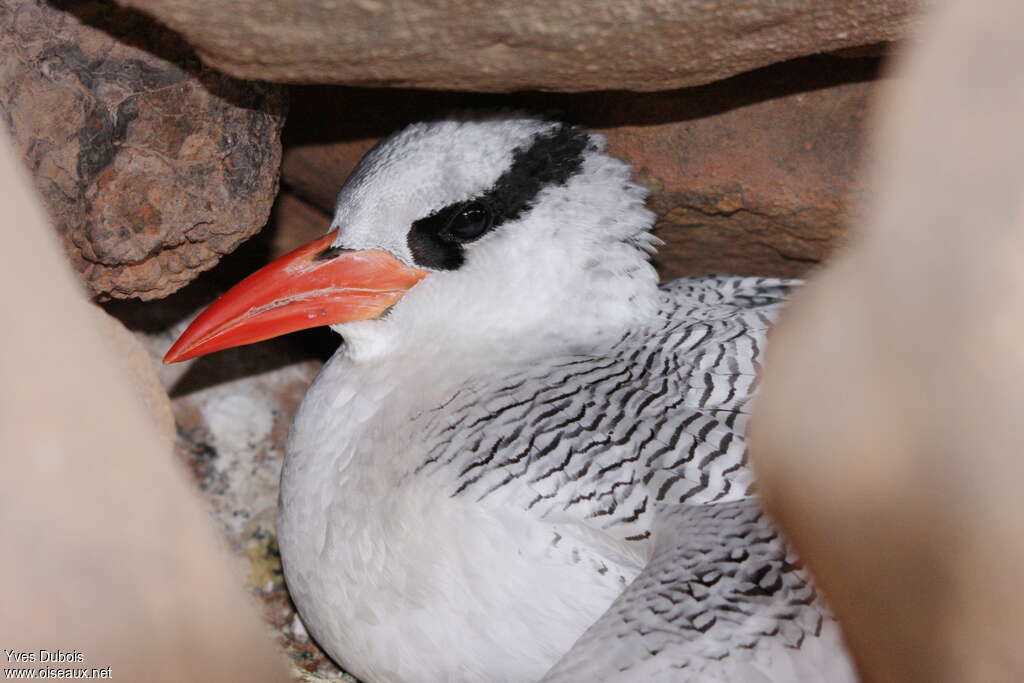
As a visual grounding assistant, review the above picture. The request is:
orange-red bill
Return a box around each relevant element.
[163,230,428,363]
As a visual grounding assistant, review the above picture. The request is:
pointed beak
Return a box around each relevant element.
[163,230,428,363]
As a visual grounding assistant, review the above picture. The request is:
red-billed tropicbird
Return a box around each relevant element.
[165,117,856,683]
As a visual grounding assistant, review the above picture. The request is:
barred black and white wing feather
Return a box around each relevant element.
[415,276,854,681]
[540,500,854,682]
[417,276,791,525]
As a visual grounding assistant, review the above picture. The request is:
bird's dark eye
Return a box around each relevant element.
[443,202,493,242]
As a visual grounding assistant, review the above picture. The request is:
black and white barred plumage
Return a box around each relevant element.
[403,276,848,681]
[417,277,785,522]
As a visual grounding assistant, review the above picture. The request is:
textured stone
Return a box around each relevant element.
[604,60,875,279]
[120,0,916,92]
[282,56,878,279]
[0,0,285,300]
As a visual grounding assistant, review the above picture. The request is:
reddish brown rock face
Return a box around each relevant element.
[0,0,285,299]
[602,61,874,279]
[282,57,878,280]
[266,192,332,259]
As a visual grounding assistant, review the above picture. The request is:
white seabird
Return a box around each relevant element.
[166,117,856,683]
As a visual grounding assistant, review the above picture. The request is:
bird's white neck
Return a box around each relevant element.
[334,282,658,367]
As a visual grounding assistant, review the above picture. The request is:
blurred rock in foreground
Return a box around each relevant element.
[753,0,1024,680]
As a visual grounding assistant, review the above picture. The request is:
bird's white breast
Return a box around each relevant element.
[278,349,644,683]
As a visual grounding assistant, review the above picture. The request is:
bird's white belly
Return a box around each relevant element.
[278,357,644,682]
[280,471,640,683]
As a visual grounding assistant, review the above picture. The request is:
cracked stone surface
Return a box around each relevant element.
[283,56,878,279]
[121,0,917,92]
[0,0,285,299]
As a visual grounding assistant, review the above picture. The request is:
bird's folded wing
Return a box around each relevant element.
[415,276,800,532]
[539,500,856,683]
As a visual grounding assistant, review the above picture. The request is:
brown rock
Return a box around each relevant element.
[1,0,285,300]
[606,61,875,279]
[267,192,332,258]
[282,57,878,279]
[120,0,916,92]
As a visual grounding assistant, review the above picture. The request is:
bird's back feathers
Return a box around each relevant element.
[410,275,853,680]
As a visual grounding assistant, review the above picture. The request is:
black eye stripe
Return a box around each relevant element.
[408,124,589,271]
[408,204,469,270]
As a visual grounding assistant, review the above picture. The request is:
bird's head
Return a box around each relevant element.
[165,116,659,364]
